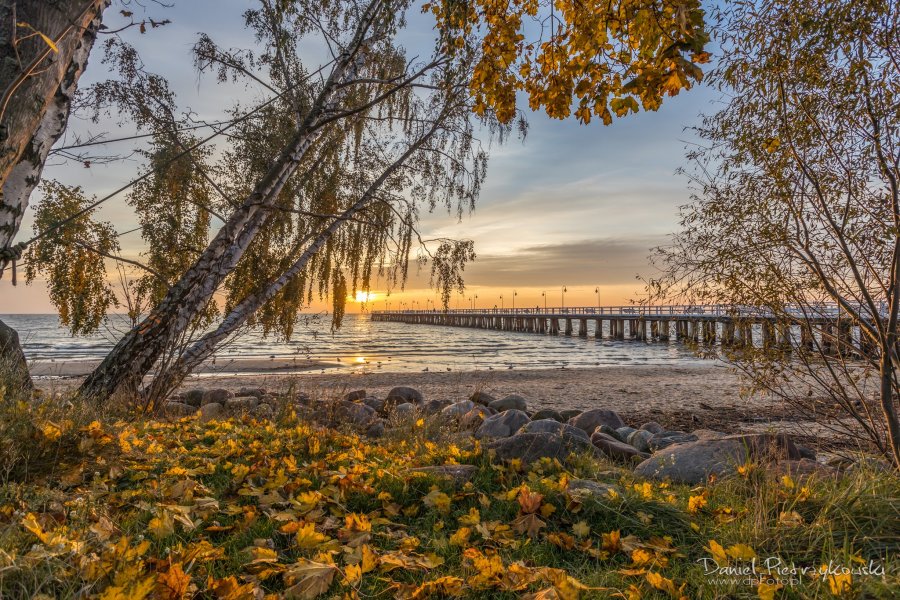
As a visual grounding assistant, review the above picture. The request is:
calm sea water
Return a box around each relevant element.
[1,313,706,374]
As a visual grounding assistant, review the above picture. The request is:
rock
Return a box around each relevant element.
[225,396,259,413]
[238,387,267,399]
[796,445,816,461]
[252,403,274,420]
[459,406,494,430]
[392,402,417,421]
[441,400,476,419]
[639,421,665,434]
[365,420,386,438]
[648,431,699,451]
[198,402,225,422]
[770,459,837,480]
[487,432,596,464]
[489,394,528,413]
[634,433,801,484]
[409,465,478,483]
[475,409,531,440]
[568,409,625,434]
[627,429,654,453]
[202,388,235,406]
[519,419,590,442]
[590,431,649,462]
[0,318,33,393]
[420,399,450,415]
[258,394,278,407]
[294,392,312,405]
[386,386,424,404]
[597,424,621,440]
[616,426,637,441]
[163,401,196,417]
[531,409,564,422]
[469,391,497,406]
[692,429,727,440]
[335,401,377,427]
[560,409,583,421]
[363,396,385,415]
[183,389,205,407]
[343,389,367,402]
[565,479,622,502]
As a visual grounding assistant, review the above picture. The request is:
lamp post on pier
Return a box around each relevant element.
[541,291,547,311]
[595,287,600,311]
[561,286,567,309]
[512,290,517,310]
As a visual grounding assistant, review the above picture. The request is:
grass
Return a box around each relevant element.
[0,386,897,599]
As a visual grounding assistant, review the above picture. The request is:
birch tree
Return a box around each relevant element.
[650,0,900,468]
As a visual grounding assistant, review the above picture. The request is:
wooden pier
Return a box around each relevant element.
[371,305,874,355]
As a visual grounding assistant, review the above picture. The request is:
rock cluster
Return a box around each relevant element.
[165,384,826,483]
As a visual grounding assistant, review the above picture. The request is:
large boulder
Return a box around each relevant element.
[615,426,637,441]
[183,389,205,407]
[568,409,625,434]
[392,402,417,421]
[163,401,196,417]
[627,430,654,453]
[519,419,590,442]
[531,409,564,423]
[365,420,386,438]
[441,400,476,419]
[421,399,451,415]
[202,388,234,406]
[363,396,386,415]
[487,432,596,464]
[639,421,665,434]
[334,400,377,427]
[238,387,268,399]
[386,386,424,405]
[634,433,801,484]
[252,403,274,420]
[475,409,531,440]
[489,394,528,413]
[590,431,649,462]
[343,389,367,402]
[0,318,32,394]
[469,391,497,406]
[225,396,259,413]
[560,409,583,421]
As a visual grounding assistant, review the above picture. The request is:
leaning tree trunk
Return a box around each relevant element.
[0,1,110,392]
[77,0,386,403]
[0,0,110,252]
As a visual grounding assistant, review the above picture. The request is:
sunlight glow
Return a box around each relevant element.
[354,291,375,303]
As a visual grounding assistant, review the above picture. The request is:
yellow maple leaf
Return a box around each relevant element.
[705,540,729,566]
[148,511,175,539]
[646,571,676,596]
[296,522,329,549]
[572,521,590,538]
[757,581,783,600]
[726,543,756,561]
[449,526,472,546]
[156,562,191,600]
[423,488,451,513]
[283,559,337,599]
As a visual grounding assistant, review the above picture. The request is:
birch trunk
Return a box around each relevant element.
[145,122,439,399]
[77,0,386,403]
[0,0,109,251]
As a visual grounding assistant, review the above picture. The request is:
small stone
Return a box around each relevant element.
[627,429,654,453]
[420,399,450,415]
[295,392,312,405]
[238,387,267,399]
[560,409,583,421]
[163,401,196,417]
[565,478,622,502]
[365,420,386,438]
[597,424,620,440]
[615,426,637,441]
[531,409,564,422]
[648,431,699,451]
[797,445,816,461]
[198,402,225,422]
[489,394,527,413]
[590,431,649,462]
[639,421,665,434]
[441,400,476,419]
[225,396,259,412]
[469,391,497,406]
[519,419,589,442]
[202,388,234,406]
[184,389,205,407]
[335,401,377,427]
[252,403,274,420]
[475,409,531,440]
[459,406,494,430]
[363,396,386,415]
[568,409,625,434]
[392,402,417,420]
[258,394,278,407]
[343,389,367,402]
[409,465,478,483]
[386,386,424,404]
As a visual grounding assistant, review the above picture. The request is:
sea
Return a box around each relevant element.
[1,313,706,375]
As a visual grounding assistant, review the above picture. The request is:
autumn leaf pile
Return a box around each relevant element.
[0,403,897,599]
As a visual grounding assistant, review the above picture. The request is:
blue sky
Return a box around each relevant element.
[1,0,721,313]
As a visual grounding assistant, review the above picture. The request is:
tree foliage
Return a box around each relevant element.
[650,0,900,467]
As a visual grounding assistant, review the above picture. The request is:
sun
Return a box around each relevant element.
[354,290,375,303]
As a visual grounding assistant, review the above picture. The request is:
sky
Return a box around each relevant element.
[0,0,722,315]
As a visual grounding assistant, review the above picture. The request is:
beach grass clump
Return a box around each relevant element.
[0,393,897,599]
